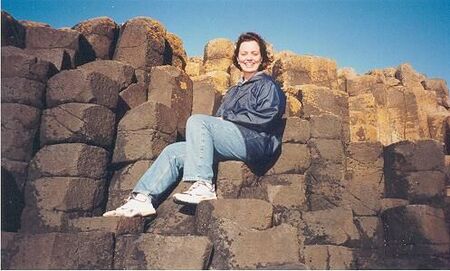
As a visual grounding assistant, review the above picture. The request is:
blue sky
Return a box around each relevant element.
[3,0,450,85]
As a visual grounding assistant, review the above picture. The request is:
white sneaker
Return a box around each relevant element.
[103,193,156,217]
[173,180,217,205]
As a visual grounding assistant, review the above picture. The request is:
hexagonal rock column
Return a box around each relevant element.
[1,11,26,48]
[191,74,223,116]
[113,17,168,71]
[147,65,193,137]
[304,245,356,270]
[166,32,188,70]
[22,23,96,70]
[216,161,258,199]
[1,46,57,232]
[202,38,234,73]
[67,216,145,236]
[1,232,114,269]
[72,17,119,60]
[384,140,446,205]
[22,143,109,233]
[272,54,339,90]
[381,205,450,256]
[114,234,213,269]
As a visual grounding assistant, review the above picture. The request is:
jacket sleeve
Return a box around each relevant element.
[222,83,285,132]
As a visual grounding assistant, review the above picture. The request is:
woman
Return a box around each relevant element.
[104,32,286,217]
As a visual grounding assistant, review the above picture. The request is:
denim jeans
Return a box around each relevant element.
[133,114,247,200]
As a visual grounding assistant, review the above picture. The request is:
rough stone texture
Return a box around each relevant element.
[272,55,339,90]
[282,117,310,143]
[113,17,167,71]
[337,67,358,92]
[166,32,187,70]
[422,78,450,108]
[40,103,115,148]
[216,161,257,199]
[79,60,136,90]
[354,216,384,248]
[21,177,105,233]
[23,47,74,71]
[1,46,58,83]
[428,111,450,144]
[112,101,177,165]
[28,143,109,181]
[285,93,303,117]
[191,74,223,115]
[147,65,193,136]
[146,181,197,235]
[46,68,120,110]
[67,216,145,235]
[349,93,379,142]
[384,140,446,204]
[1,232,114,269]
[195,199,273,235]
[1,103,40,162]
[380,198,409,212]
[304,245,355,270]
[185,56,203,77]
[72,17,119,60]
[209,221,301,269]
[301,207,360,246]
[310,113,342,139]
[119,82,148,111]
[114,234,213,269]
[395,63,426,89]
[1,11,25,48]
[266,143,311,174]
[381,205,450,255]
[23,25,95,68]
[2,166,26,232]
[266,175,307,210]
[106,160,153,211]
[1,77,46,108]
[1,159,28,193]
[202,38,234,73]
[300,84,349,119]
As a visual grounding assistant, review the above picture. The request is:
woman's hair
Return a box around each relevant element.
[233,32,272,71]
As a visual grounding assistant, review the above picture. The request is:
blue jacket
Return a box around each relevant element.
[215,72,286,166]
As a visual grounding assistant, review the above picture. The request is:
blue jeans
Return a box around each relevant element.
[133,114,247,200]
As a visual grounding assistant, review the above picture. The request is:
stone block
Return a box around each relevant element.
[147,65,193,136]
[1,11,25,48]
[1,167,25,232]
[266,179,307,210]
[112,102,177,164]
[1,159,28,193]
[24,47,74,70]
[301,207,360,246]
[202,38,234,73]
[185,56,202,77]
[1,103,40,162]
[79,60,136,90]
[1,46,57,82]
[106,160,152,211]
[113,17,167,71]
[67,216,145,235]
[384,139,445,172]
[216,161,257,199]
[354,216,384,248]
[114,234,212,269]
[72,17,119,60]
[46,68,120,110]
[2,232,114,269]
[310,113,342,139]
[282,117,310,143]
[380,198,409,212]
[118,82,147,111]
[267,143,311,174]
[349,93,379,142]
[191,74,223,115]
[346,73,386,98]
[1,77,45,108]
[209,221,301,269]
[304,245,355,270]
[346,141,384,170]
[308,138,345,164]
[28,143,109,181]
[381,204,450,255]
[146,182,197,235]
[166,32,187,70]
[300,84,349,120]
[40,103,115,148]
[395,63,425,89]
[195,199,273,235]
[272,55,338,89]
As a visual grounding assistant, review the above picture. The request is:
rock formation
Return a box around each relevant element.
[1,10,449,269]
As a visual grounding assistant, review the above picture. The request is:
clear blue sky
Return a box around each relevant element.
[3,0,450,85]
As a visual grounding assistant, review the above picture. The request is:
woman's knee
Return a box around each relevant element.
[161,142,185,157]
[186,114,211,128]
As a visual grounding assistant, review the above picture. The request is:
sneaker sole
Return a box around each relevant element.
[173,194,217,205]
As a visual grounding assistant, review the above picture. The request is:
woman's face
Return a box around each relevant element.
[237,40,262,74]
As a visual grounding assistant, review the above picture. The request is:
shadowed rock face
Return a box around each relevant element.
[2,12,450,270]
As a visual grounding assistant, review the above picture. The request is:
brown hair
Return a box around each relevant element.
[233,32,271,71]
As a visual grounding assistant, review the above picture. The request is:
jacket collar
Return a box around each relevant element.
[238,71,266,86]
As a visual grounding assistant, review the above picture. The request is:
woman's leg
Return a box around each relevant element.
[182,114,247,183]
[132,141,186,200]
